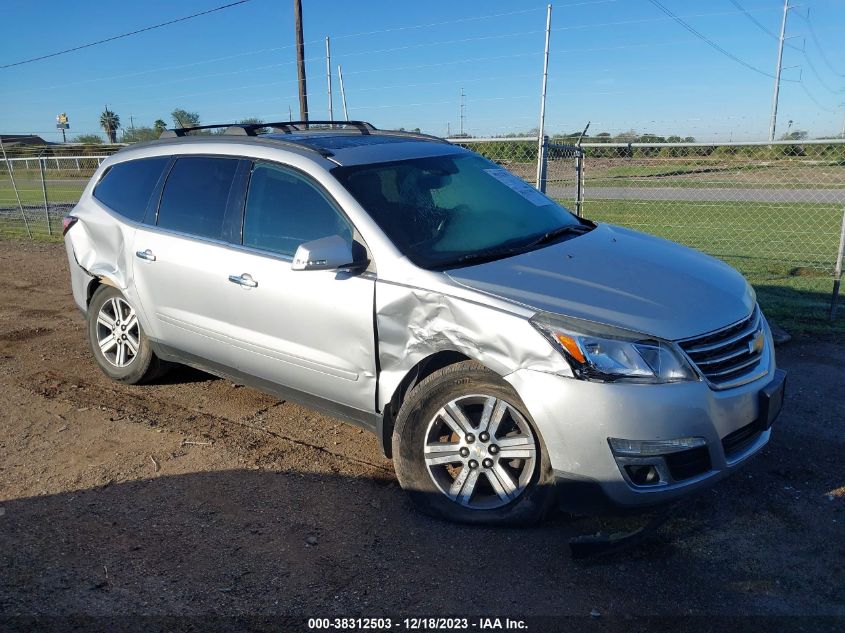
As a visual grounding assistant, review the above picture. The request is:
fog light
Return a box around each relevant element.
[625,464,661,486]
[609,436,707,457]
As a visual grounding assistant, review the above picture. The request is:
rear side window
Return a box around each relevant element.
[157,156,240,240]
[93,157,169,222]
[242,162,352,256]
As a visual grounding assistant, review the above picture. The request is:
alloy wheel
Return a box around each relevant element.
[423,394,538,509]
[96,297,140,368]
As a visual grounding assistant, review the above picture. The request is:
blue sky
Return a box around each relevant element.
[1,0,843,141]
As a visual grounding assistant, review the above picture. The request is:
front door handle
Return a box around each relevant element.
[136,249,156,261]
[228,273,258,288]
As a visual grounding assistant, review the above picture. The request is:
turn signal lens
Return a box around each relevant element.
[554,333,586,364]
[62,216,78,236]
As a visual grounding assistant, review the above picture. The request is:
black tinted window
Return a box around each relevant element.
[243,163,351,256]
[93,157,169,222]
[157,157,239,239]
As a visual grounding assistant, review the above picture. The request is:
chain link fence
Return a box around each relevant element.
[0,143,121,239]
[3,137,844,328]
[457,137,845,328]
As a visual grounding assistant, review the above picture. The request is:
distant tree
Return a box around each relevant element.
[666,135,682,143]
[171,108,201,129]
[121,126,159,143]
[638,133,666,143]
[613,129,638,143]
[413,128,421,133]
[683,136,696,143]
[153,119,168,134]
[99,108,120,143]
[71,133,103,144]
[594,132,612,143]
[780,130,808,141]
[237,117,268,135]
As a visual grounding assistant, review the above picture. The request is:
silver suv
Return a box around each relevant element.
[63,120,785,524]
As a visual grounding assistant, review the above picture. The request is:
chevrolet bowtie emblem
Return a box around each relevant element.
[748,330,765,355]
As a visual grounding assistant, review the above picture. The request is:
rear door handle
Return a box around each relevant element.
[228,273,258,288]
[136,249,156,261]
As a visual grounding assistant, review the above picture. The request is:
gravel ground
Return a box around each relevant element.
[0,240,843,626]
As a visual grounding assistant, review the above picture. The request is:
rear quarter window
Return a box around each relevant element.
[92,156,170,222]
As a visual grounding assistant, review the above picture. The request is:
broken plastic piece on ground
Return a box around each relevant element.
[568,500,689,559]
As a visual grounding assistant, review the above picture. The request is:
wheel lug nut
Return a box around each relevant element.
[479,432,490,442]
[459,447,470,458]
[482,458,494,469]
[468,459,479,469]
[489,444,499,455]
[465,433,475,443]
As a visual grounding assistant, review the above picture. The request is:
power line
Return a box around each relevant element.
[647,0,774,78]
[729,0,841,96]
[552,6,787,34]
[801,53,842,97]
[14,4,553,93]
[797,11,845,78]
[798,81,837,113]
[727,0,779,40]
[0,1,252,69]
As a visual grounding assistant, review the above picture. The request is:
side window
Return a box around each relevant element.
[157,156,239,240]
[242,163,352,256]
[93,157,169,222]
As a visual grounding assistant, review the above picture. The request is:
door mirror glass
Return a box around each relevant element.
[292,235,356,271]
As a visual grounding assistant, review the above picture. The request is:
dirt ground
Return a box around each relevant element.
[0,241,843,625]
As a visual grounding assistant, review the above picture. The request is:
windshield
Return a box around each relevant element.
[332,153,588,269]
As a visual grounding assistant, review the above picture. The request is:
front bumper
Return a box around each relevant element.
[504,329,783,515]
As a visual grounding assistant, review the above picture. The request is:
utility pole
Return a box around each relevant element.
[536,3,552,189]
[447,121,451,137]
[769,0,791,142]
[294,0,308,123]
[459,88,466,136]
[337,65,349,120]
[325,36,333,121]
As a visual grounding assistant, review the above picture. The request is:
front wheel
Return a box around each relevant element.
[87,285,168,384]
[392,361,555,526]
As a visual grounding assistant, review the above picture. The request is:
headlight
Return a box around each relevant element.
[530,312,697,384]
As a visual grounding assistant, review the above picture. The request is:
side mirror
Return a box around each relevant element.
[291,235,357,271]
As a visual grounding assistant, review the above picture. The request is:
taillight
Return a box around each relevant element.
[62,216,78,236]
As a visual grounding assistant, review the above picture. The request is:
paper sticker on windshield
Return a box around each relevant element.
[483,168,552,206]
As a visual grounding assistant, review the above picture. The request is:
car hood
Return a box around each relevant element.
[445,223,755,341]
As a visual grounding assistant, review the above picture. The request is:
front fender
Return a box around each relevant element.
[374,280,570,413]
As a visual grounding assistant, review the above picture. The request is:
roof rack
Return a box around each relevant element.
[159,120,377,139]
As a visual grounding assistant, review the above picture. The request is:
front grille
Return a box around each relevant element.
[722,420,763,458]
[678,306,767,389]
[664,446,712,481]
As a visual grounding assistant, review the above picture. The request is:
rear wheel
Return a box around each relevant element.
[87,285,168,384]
[392,361,555,525]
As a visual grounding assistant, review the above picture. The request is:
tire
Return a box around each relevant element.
[392,360,555,526]
[87,285,168,384]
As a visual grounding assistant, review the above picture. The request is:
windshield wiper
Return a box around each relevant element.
[435,224,592,270]
[523,224,591,249]
[435,245,526,269]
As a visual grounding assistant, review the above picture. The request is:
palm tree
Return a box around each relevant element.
[153,119,167,134]
[99,107,120,143]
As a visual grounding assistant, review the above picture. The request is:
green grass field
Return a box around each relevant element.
[0,181,86,206]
